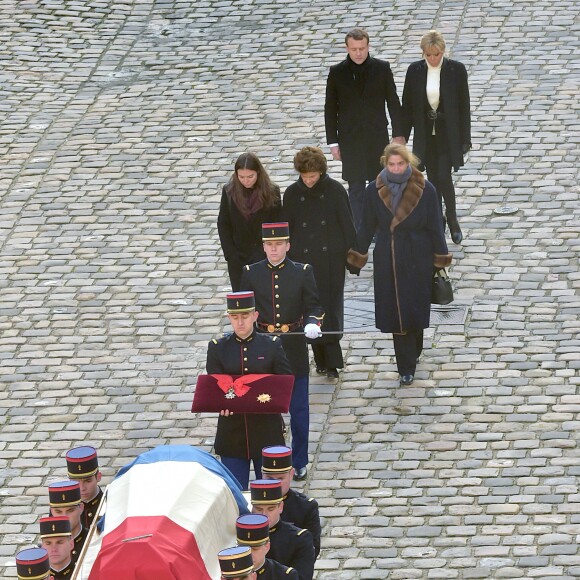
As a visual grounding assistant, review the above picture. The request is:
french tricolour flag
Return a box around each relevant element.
[75,446,249,580]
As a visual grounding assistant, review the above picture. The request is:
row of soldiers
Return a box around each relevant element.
[207,221,324,578]
[218,445,320,579]
[14,446,103,580]
[13,444,319,580]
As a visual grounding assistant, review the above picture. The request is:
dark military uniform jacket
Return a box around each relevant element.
[268,519,315,580]
[70,526,89,564]
[207,331,292,459]
[240,259,324,376]
[256,557,299,579]
[51,560,75,579]
[81,487,103,530]
[282,488,321,558]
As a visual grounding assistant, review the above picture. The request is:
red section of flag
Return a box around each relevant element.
[88,516,212,580]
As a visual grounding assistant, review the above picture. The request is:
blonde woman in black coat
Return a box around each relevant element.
[218,153,282,290]
[402,30,471,244]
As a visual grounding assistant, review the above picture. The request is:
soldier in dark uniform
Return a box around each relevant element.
[250,479,315,580]
[262,446,321,558]
[218,545,256,579]
[47,481,88,565]
[39,516,75,579]
[65,446,103,530]
[236,513,299,579]
[207,291,293,490]
[240,223,324,481]
[16,547,53,580]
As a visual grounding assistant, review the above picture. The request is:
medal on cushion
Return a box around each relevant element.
[225,388,236,399]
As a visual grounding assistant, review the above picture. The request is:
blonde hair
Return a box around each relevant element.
[380,144,419,168]
[420,30,446,54]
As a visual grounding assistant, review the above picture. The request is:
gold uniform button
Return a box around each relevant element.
[244,367,248,372]
[276,314,281,318]
[243,347,248,351]
[244,357,248,361]
[274,275,279,279]
[275,285,279,289]
[276,323,280,327]
[276,304,280,308]
[275,294,279,298]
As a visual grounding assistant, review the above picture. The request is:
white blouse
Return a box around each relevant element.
[426,58,443,134]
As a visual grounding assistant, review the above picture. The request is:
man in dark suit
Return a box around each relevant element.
[324,28,406,226]
[240,223,324,481]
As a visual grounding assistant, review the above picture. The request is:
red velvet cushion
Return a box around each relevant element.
[191,374,295,414]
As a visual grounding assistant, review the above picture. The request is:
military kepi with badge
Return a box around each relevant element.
[39,516,71,538]
[66,446,99,478]
[48,480,81,507]
[217,545,254,578]
[15,547,51,580]
[226,291,256,313]
[262,222,290,240]
[236,513,270,546]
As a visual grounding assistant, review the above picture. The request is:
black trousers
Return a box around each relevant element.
[347,181,366,229]
[424,133,456,218]
[393,329,424,375]
[312,340,344,370]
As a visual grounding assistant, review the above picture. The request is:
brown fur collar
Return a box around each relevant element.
[376,167,425,232]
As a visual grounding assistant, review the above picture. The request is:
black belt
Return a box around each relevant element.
[257,319,303,333]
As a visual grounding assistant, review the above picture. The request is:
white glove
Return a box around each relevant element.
[304,323,322,339]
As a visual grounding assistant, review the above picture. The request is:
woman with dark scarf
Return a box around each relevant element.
[218,153,282,290]
[283,146,356,379]
[402,30,471,244]
[347,144,452,385]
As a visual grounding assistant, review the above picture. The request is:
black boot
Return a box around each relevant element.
[447,212,463,244]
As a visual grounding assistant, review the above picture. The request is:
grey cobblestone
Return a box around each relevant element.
[1,0,579,578]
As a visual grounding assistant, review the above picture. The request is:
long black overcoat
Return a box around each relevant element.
[325,56,404,182]
[283,175,355,341]
[402,58,471,172]
[217,185,282,288]
[349,168,452,333]
[206,331,292,458]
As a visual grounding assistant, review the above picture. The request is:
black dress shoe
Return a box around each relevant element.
[293,466,308,481]
[315,367,327,375]
[451,228,463,244]
[400,374,414,385]
[447,215,463,244]
[326,368,339,379]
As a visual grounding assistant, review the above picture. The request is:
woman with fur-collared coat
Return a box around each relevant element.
[402,30,471,245]
[348,144,451,385]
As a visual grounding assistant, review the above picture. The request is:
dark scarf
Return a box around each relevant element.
[379,165,412,213]
[347,55,370,95]
[232,187,263,220]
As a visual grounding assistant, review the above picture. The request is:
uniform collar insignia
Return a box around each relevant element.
[267,259,286,270]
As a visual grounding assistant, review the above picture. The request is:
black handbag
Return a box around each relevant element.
[432,269,454,305]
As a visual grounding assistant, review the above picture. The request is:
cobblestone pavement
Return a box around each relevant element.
[0,0,578,578]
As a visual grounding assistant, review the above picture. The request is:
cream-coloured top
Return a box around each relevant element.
[426,58,443,135]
